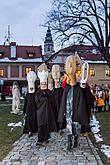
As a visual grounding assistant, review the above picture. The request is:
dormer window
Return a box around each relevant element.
[0,53,3,57]
[92,49,97,54]
[27,51,35,58]
[28,53,34,57]
[0,50,4,57]
[11,45,16,58]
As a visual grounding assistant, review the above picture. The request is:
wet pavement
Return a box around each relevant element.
[0,131,103,165]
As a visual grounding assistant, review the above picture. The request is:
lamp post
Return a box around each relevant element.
[0,79,4,93]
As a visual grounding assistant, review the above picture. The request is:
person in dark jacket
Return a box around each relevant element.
[23,71,38,137]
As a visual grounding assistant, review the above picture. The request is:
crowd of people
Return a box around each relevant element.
[90,84,110,112]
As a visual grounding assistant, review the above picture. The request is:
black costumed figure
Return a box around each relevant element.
[57,53,91,150]
[80,62,96,134]
[35,63,57,145]
[51,65,64,131]
[23,71,38,137]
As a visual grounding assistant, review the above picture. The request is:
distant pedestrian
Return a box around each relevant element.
[96,87,105,112]
[1,92,6,101]
[11,81,20,114]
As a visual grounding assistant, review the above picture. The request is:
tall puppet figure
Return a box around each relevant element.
[23,71,37,137]
[80,62,96,134]
[57,54,89,150]
[35,63,57,145]
[11,81,20,114]
[51,64,64,131]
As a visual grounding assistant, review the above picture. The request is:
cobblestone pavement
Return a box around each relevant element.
[0,132,103,165]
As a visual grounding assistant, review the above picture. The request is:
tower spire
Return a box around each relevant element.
[4,25,11,45]
[44,27,54,60]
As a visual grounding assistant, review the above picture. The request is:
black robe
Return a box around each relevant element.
[57,83,89,129]
[51,87,64,131]
[81,84,96,133]
[35,89,57,142]
[23,93,38,134]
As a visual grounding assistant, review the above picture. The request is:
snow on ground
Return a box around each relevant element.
[101,145,110,158]
[8,122,23,127]
[90,114,110,158]
[90,114,103,142]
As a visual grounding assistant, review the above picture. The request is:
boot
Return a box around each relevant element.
[28,132,33,137]
[67,135,72,151]
[74,135,78,148]
[72,122,81,148]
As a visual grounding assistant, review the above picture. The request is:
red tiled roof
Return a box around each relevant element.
[0,43,42,59]
[61,45,104,61]
[17,45,42,58]
[47,45,105,63]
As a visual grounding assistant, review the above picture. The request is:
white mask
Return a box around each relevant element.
[38,70,48,84]
[80,62,89,88]
[27,71,37,93]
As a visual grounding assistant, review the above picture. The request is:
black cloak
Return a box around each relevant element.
[51,87,64,131]
[57,83,89,128]
[23,93,38,134]
[35,89,57,142]
[81,84,96,133]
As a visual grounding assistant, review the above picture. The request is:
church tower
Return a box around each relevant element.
[44,27,54,60]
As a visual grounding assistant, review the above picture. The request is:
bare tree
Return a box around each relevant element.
[47,0,110,67]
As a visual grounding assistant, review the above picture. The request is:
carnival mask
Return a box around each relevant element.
[27,71,37,93]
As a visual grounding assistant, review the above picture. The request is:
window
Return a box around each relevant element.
[0,53,3,57]
[0,50,4,57]
[11,46,16,58]
[0,69,4,76]
[90,69,95,76]
[92,49,97,54]
[105,69,110,76]
[48,47,50,51]
[28,53,34,57]
[25,67,32,75]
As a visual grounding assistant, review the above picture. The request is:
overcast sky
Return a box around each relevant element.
[0,0,54,52]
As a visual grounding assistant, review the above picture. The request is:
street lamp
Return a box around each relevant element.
[0,79,4,93]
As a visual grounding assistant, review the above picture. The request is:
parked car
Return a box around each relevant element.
[2,86,12,96]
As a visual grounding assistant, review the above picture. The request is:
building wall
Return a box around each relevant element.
[11,65,19,77]
[88,64,110,84]
[0,63,39,80]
